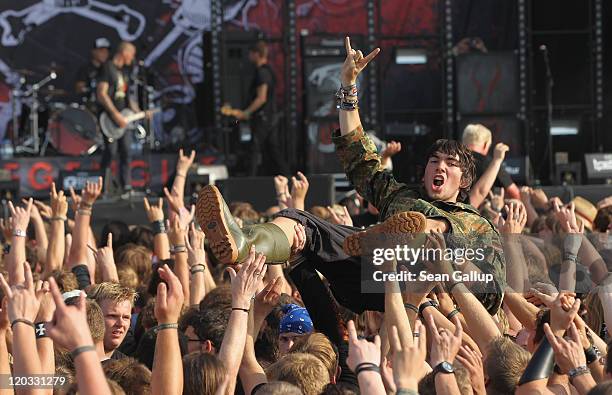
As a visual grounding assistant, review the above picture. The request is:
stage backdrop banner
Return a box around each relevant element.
[0,154,218,198]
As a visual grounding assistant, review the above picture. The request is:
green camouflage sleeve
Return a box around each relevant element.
[332,126,404,209]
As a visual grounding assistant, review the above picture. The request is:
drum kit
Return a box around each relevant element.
[10,66,156,157]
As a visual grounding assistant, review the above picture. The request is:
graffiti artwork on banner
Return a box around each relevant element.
[0,0,146,46]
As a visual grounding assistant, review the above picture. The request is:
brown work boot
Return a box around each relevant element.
[343,211,427,256]
[195,185,291,265]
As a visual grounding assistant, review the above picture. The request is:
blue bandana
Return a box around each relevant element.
[279,303,314,335]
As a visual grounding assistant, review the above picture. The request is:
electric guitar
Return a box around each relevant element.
[99,108,159,141]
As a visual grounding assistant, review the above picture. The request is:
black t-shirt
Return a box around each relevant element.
[249,64,275,121]
[76,61,101,99]
[98,61,129,111]
[472,151,514,188]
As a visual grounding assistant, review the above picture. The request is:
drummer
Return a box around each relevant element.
[75,37,111,111]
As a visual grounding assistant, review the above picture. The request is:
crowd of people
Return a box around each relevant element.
[0,36,611,395]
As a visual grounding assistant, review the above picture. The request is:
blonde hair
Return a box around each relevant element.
[289,333,338,380]
[266,353,330,395]
[484,337,531,395]
[88,282,137,306]
[462,124,492,146]
[117,267,139,290]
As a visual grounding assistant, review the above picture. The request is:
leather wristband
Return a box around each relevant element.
[35,322,49,339]
[354,362,380,376]
[418,300,438,319]
[70,345,96,359]
[404,303,418,314]
[231,307,249,313]
[190,264,205,274]
[151,220,166,235]
[446,308,461,321]
[584,346,599,365]
[11,318,34,329]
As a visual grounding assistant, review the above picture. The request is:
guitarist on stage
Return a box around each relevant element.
[96,41,139,198]
[230,40,289,176]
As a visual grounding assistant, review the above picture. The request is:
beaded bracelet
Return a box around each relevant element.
[153,323,179,333]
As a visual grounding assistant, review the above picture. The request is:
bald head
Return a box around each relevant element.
[115,42,136,66]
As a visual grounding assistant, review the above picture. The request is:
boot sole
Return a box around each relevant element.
[343,211,427,256]
[196,185,238,265]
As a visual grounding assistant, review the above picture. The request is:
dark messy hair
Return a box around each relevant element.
[425,139,475,202]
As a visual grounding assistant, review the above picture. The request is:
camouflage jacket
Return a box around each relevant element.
[333,126,506,300]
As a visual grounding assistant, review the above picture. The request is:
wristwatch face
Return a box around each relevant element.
[440,361,454,373]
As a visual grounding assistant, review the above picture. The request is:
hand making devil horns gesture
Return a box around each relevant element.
[341,37,381,87]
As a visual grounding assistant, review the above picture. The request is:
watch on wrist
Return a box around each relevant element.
[13,229,26,238]
[432,361,454,377]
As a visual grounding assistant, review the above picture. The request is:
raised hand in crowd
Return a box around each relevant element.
[69,186,82,213]
[543,322,596,394]
[168,214,190,305]
[176,148,196,177]
[487,188,504,212]
[456,345,486,395]
[95,232,119,283]
[7,198,32,285]
[164,186,185,215]
[341,36,380,86]
[221,248,267,394]
[597,196,612,210]
[45,184,69,277]
[381,140,401,168]
[80,177,104,207]
[144,197,164,222]
[493,142,509,161]
[426,314,463,394]
[33,199,53,220]
[153,264,185,395]
[326,205,353,226]
[346,320,385,395]
[274,175,293,209]
[290,171,309,211]
[185,223,207,305]
[389,321,428,393]
[46,278,112,395]
[497,201,527,234]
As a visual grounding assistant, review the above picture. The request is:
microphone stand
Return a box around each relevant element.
[542,48,554,185]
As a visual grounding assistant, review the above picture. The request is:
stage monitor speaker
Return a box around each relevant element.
[584,153,612,181]
[502,156,533,185]
[58,170,105,193]
[217,175,335,212]
[456,52,519,114]
[555,162,582,185]
[457,116,524,157]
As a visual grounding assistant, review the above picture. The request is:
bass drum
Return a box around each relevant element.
[47,106,102,156]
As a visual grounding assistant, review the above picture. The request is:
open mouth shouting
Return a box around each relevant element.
[431,174,446,193]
